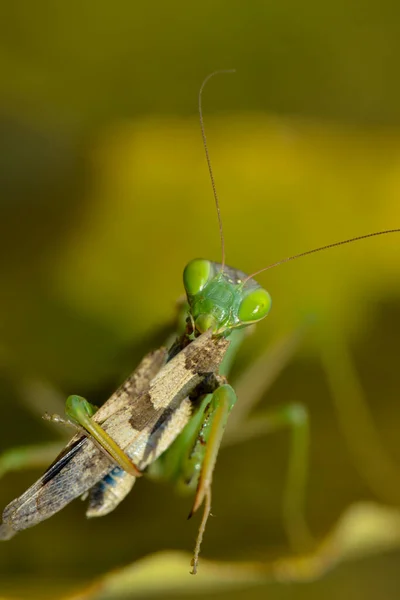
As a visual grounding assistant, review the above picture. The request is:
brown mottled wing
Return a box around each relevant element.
[68,346,169,443]
[0,331,229,537]
[0,347,167,539]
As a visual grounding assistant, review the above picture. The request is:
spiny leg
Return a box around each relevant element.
[0,442,65,479]
[320,328,400,505]
[229,401,313,554]
[0,347,167,484]
[218,327,313,553]
[272,403,313,553]
[47,347,169,516]
[0,406,91,482]
[190,487,212,575]
[43,395,142,477]
[45,340,174,482]
[188,384,237,574]
[63,395,142,478]
[0,394,80,481]
[150,384,238,573]
[0,348,167,486]
[0,381,70,481]
[225,327,304,438]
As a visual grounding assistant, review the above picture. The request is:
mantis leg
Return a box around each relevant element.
[64,395,142,478]
[0,399,142,481]
[0,347,167,485]
[147,384,238,573]
[0,442,65,479]
[184,384,237,573]
[221,329,313,553]
[0,406,84,481]
[189,396,312,572]
[189,385,237,516]
[320,328,400,504]
[226,401,312,553]
[42,396,142,478]
[251,402,313,554]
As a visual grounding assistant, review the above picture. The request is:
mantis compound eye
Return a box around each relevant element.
[183,259,213,296]
[238,288,272,324]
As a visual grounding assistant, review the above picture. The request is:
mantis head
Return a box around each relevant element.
[183,259,271,336]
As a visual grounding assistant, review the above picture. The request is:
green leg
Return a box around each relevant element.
[0,348,166,484]
[224,402,315,553]
[225,401,313,554]
[226,327,304,436]
[64,395,142,478]
[0,381,70,480]
[0,401,139,482]
[190,384,237,516]
[187,384,237,574]
[320,328,400,505]
[220,328,313,554]
[44,395,142,477]
[0,393,74,480]
[149,384,238,574]
[262,403,313,553]
[0,442,65,479]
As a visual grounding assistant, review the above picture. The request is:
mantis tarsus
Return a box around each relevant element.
[0,71,399,575]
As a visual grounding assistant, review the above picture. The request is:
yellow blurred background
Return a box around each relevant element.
[1,2,400,599]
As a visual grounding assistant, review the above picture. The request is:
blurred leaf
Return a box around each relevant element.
[59,503,400,600]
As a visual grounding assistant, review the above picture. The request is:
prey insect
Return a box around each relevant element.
[1,71,400,575]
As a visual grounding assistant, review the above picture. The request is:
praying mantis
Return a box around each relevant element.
[0,71,399,575]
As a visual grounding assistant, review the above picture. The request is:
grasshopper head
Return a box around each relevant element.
[183,259,271,336]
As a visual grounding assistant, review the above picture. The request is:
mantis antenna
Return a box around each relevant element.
[199,72,400,282]
[199,70,236,269]
[244,229,400,283]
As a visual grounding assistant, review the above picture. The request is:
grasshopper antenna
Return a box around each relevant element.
[199,69,236,269]
[244,229,400,282]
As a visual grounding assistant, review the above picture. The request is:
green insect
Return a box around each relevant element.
[0,71,399,574]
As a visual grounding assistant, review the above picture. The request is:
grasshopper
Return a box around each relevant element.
[0,71,399,574]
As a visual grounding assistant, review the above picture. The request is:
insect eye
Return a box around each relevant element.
[238,288,272,323]
[183,259,212,296]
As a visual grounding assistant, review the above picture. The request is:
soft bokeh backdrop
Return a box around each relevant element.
[1,2,400,599]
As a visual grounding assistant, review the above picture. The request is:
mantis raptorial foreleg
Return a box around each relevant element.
[64,395,142,478]
[162,366,312,572]
[0,346,167,481]
[188,384,237,573]
[223,328,313,553]
[189,385,237,515]
[43,396,142,477]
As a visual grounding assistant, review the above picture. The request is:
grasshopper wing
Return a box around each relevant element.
[0,331,229,538]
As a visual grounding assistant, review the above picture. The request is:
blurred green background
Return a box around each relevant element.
[1,2,400,599]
